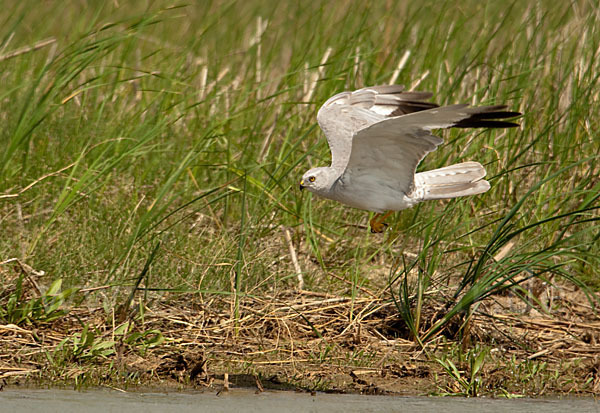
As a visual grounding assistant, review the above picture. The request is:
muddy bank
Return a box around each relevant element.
[2,388,599,413]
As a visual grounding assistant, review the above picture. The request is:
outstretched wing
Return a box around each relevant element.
[316,85,438,171]
[341,104,521,194]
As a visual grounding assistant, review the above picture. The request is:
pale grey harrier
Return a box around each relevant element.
[299,85,520,233]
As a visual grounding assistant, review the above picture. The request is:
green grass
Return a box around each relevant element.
[0,0,599,348]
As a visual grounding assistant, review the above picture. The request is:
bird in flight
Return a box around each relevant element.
[299,85,521,233]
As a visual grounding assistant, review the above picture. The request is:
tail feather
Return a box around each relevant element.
[413,161,490,201]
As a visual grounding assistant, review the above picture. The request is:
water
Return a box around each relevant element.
[0,388,598,413]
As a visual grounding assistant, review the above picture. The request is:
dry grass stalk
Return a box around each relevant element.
[0,37,56,62]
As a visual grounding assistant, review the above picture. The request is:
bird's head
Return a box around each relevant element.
[299,167,337,195]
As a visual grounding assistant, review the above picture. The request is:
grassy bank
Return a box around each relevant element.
[1,0,599,395]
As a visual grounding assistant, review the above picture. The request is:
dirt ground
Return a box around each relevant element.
[1,278,599,397]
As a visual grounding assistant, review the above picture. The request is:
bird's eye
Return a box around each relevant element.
[309,176,316,182]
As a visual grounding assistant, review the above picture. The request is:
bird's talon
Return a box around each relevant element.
[369,212,392,233]
[369,221,388,233]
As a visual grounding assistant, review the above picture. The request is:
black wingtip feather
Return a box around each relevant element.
[469,110,522,120]
[454,109,522,129]
[454,120,521,128]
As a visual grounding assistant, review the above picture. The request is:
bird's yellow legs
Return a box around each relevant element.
[369,211,394,233]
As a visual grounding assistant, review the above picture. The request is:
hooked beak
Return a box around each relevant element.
[299,180,305,190]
